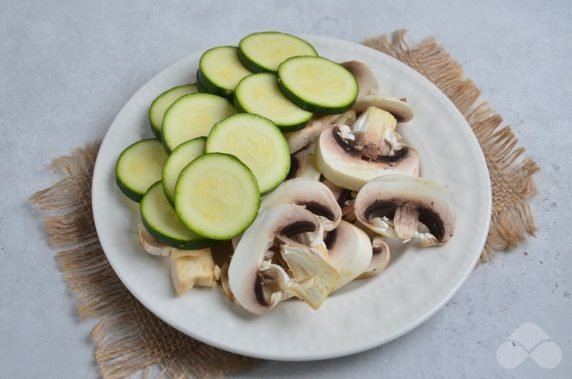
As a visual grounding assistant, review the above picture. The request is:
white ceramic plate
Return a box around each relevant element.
[92,35,491,361]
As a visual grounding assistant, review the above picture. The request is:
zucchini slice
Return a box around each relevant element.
[161,93,235,152]
[175,153,260,240]
[148,84,197,139]
[238,32,318,73]
[278,56,358,114]
[115,139,167,202]
[141,182,215,249]
[197,46,251,98]
[162,137,206,206]
[205,113,290,193]
[234,73,312,132]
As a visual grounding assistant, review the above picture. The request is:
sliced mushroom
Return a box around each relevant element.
[322,179,356,222]
[171,249,217,295]
[286,143,321,181]
[357,237,390,279]
[219,262,236,303]
[354,95,414,123]
[324,220,372,291]
[138,225,172,256]
[286,110,357,153]
[342,60,379,97]
[228,204,339,314]
[260,178,342,231]
[352,106,403,159]
[315,124,420,191]
[354,175,455,246]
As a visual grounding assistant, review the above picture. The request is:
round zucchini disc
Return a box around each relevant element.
[115,139,167,202]
[197,46,251,98]
[162,137,206,206]
[277,56,358,114]
[234,73,312,132]
[148,84,197,139]
[175,153,260,240]
[205,113,291,193]
[238,32,318,73]
[141,182,214,249]
[161,93,236,152]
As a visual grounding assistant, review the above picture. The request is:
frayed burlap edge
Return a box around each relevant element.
[29,30,540,379]
[364,30,539,261]
[30,143,255,379]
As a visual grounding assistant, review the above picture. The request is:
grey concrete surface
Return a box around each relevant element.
[1,0,571,378]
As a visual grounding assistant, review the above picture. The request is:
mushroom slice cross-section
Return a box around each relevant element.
[341,60,380,97]
[354,175,456,246]
[260,178,342,231]
[353,95,414,123]
[315,122,420,191]
[324,220,372,291]
[228,204,340,314]
[286,110,357,154]
[286,143,321,181]
[358,236,391,279]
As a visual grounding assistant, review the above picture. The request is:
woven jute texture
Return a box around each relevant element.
[30,30,539,378]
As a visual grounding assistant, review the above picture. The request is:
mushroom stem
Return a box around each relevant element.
[393,205,419,241]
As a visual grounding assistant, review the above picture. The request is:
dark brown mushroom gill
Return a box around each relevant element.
[331,126,411,166]
[364,199,446,241]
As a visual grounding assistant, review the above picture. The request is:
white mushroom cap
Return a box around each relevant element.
[315,126,420,191]
[341,60,379,97]
[324,221,372,291]
[354,175,455,245]
[354,95,414,123]
[357,237,390,279]
[286,143,321,181]
[286,110,357,153]
[260,178,342,231]
[228,204,339,314]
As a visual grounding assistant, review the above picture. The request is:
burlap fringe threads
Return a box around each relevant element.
[30,30,539,378]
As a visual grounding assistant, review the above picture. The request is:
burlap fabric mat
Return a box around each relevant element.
[30,30,539,378]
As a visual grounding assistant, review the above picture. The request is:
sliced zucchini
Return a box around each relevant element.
[115,139,167,202]
[238,32,318,73]
[175,153,260,240]
[161,93,236,152]
[197,46,251,98]
[148,84,197,139]
[162,137,205,205]
[141,182,214,249]
[278,56,358,115]
[234,73,312,131]
[205,113,290,193]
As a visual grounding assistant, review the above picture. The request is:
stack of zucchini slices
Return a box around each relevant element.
[115,31,358,247]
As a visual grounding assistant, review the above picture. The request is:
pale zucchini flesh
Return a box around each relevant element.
[198,46,251,97]
[141,182,214,249]
[148,84,197,139]
[162,137,206,205]
[205,113,291,193]
[238,32,318,73]
[161,93,236,152]
[175,153,260,240]
[115,139,168,202]
[278,56,358,114]
[234,73,312,131]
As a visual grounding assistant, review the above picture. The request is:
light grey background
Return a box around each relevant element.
[1,0,570,378]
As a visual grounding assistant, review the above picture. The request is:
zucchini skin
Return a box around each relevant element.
[238,31,318,73]
[233,96,309,132]
[115,138,163,203]
[116,175,144,202]
[197,68,234,99]
[276,78,355,115]
[237,46,270,73]
[140,211,216,250]
[148,84,197,140]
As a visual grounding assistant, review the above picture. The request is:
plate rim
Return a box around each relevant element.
[92,34,492,361]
